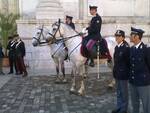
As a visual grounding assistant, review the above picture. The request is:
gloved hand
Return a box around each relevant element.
[82,27,88,34]
[78,32,84,36]
[79,28,88,37]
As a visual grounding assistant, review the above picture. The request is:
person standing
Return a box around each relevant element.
[0,42,5,75]
[129,27,150,113]
[14,34,28,77]
[7,36,18,74]
[65,15,75,30]
[112,30,130,113]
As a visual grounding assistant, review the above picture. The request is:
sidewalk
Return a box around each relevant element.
[0,67,142,113]
[0,70,117,113]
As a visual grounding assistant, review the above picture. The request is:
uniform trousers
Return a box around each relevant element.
[16,56,27,74]
[116,80,128,112]
[129,84,150,113]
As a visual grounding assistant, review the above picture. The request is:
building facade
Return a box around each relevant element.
[1,0,150,74]
[18,0,150,19]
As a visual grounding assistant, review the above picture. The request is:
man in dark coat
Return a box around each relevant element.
[7,36,18,74]
[0,42,5,75]
[82,5,102,67]
[112,30,130,113]
[14,34,28,77]
[65,15,75,30]
[129,27,150,113]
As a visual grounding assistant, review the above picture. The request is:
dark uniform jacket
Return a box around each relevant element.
[7,40,17,58]
[15,40,26,57]
[0,44,4,58]
[113,41,130,80]
[68,23,75,30]
[129,42,150,86]
[86,13,102,41]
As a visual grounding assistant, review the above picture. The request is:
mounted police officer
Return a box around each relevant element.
[65,15,75,30]
[82,5,102,67]
[112,30,130,113]
[129,27,150,113]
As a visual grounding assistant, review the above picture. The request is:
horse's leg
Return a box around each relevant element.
[53,58,61,83]
[70,64,76,93]
[107,59,115,89]
[83,65,88,79]
[61,61,65,76]
[61,61,67,83]
[78,65,86,96]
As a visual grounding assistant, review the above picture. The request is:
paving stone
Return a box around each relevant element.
[0,73,133,113]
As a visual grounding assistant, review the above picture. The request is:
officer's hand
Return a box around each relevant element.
[79,32,84,36]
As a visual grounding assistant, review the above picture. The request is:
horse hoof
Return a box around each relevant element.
[55,78,61,84]
[69,90,77,95]
[62,78,68,83]
[107,86,114,90]
[77,92,85,96]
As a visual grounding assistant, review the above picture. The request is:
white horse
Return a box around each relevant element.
[32,26,68,83]
[46,20,116,95]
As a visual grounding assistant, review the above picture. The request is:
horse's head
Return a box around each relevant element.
[46,19,65,43]
[32,25,48,46]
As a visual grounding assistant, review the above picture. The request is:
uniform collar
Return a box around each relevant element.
[117,41,123,47]
[92,13,97,17]
[135,41,142,49]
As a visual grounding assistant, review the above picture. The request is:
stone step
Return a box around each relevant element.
[36,12,64,15]
[40,0,59,3]
[38,2,61,8]
[37,7,63,12]
[36,15,64,20]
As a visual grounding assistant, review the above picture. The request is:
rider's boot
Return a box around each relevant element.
[89,58,95,67]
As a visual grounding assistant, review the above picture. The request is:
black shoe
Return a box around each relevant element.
[0,72,5,75]
[89,59,95,67]
[112,108,120,113]
[8,72,13,74]
[119,111,127,113]
[15,72,21,75]
[22,73,28,77]
[107,59,112,63]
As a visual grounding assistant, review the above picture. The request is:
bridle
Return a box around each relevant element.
[48,19,63,43]
[33,26,47,45]
[48,19,84,44]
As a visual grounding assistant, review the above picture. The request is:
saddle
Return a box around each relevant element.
[81,38,112,60]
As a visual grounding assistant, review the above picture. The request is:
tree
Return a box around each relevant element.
[0,13,19,56]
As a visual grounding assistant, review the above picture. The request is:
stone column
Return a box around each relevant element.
[8,0,19,14]
[19,0,23,18]
[36,0,64,20]
[79,0,88,20]
[0,0,9,14]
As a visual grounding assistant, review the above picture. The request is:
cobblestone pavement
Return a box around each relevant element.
[0,73,118,113]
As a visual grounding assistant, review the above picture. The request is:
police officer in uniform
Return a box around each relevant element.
[112,30,130,113]
[0,42,5,75]
[14,34,28,77]
[65,15,75,30]
[82,5,102,67]
[129,27,150,113]
[7,36,18,74]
